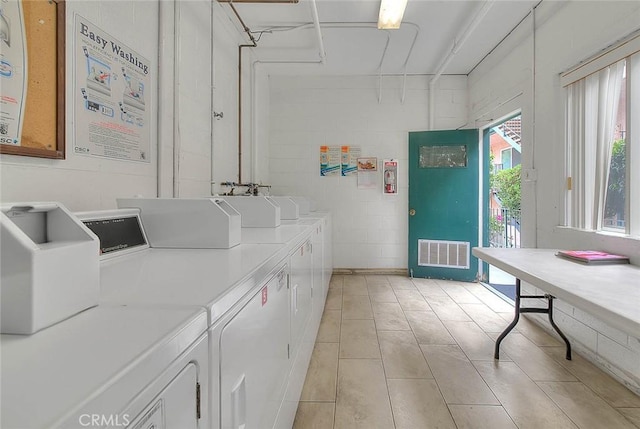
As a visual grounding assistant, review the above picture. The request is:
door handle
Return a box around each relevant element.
[409,209,416,216]
[231,374,246,429]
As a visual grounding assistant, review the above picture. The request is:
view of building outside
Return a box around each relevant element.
[604,63,626,231]
[489,116,521,249]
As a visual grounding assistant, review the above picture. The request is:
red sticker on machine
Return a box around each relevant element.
[262,286,268,306]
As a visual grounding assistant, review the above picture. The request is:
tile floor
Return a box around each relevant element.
[293,275,640,429]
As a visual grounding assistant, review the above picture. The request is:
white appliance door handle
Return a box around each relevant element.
[231,374,246,429]
[293,284,298,314]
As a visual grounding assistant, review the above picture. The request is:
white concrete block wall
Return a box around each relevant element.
[267,75,467,269]
[524,281,640,394]
[469,1,640,391]
[174,0,213,198]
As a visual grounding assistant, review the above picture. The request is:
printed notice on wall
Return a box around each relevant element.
[357,157,377,189]
[341,146,360,176]
[73,15,151,162]
[0,0,27,146]
[320,145,341,176]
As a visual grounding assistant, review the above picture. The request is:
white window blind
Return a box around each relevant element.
[561,30,640,87]
[565,61,625,230]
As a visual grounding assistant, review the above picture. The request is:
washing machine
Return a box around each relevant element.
[76,208,297,429]
[1,305,209,429]
[0,202,210,429]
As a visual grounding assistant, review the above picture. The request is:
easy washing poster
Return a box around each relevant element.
[73,15,151,162]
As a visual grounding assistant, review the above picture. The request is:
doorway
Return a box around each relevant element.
[484,113,522,300]
[407,129,487,282]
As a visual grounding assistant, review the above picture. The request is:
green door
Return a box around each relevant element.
[408,129,488,281]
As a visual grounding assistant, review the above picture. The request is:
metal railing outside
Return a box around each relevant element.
[489,208,521,248]
[603,217,625,229]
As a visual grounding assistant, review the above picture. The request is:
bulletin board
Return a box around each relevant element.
[0,0,65,159]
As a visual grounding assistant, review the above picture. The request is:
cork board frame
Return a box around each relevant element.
[1,0,65,159]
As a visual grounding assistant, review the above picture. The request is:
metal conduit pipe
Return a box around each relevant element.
[225,5,420,177]
[250,57,330,181]
[257,22,390,75]
[530,4,537,247]
[310,0,326,64]
[173,0,182,197]
[246,20,418,176]
[227,1,257,183]
[157,0,175,197]
[258,22,420,103]
[210,2,216,195]
[250,59,323,181]
[238,44,253,184]
[429,0,495,129]
[251,60,259,183]
[260,22,417,80]
[233,0,326,181]
[378,32,391,103]
[224,0,327,183]
[400,22,420,104]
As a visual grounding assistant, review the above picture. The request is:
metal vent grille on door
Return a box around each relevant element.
[418,239,470,269]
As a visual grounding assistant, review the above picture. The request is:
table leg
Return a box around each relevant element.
[547,297,572,360]
[494,279,521,359]
[493,278,572,361]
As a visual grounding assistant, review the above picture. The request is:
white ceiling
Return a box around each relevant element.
[223,0,538,75]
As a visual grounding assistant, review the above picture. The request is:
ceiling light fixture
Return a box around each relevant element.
[378,0,408,30]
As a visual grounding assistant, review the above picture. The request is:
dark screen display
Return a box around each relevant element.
[83,216,147,254]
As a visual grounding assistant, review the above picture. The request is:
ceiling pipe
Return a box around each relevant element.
[378,32,391,103]
[225,1,257,184]
[310,0,326,64]
[239,43,256,184]
[257,22,420,104]
[220,0,324,183]
[257,21,421,79]
[210,2,216,195]
[173,0,182,197]
[157,0,175,198]
[400,22,420,104]
[228,2,258,45]
[224,3,419,176]
[432,0,494,83]
[218,0,298,3]
[428,0,495,129]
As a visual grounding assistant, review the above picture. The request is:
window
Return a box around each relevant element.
[501,148,512,170]
[500,147,521,171]
[563,35,640,237]
[603,63,626,231]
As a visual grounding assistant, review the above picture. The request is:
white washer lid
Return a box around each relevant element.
[239,224,310,244]
[99,243,288,325]
[1,305,207,429]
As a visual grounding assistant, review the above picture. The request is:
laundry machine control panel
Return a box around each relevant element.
[76,208,149,259]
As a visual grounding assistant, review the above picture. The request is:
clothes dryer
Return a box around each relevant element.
[227,219,326,429]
